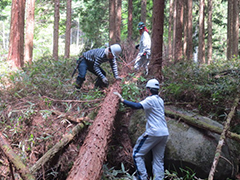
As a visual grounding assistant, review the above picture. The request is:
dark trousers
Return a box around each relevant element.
[76,58,106,88]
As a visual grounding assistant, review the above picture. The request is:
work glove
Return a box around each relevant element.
[113,92,124,102]
[102,77,109,85]
[135,44,140,49]
[115,76,122,80]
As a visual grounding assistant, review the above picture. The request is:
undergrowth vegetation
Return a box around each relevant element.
[162,59,240,123]
[0,56,239,179]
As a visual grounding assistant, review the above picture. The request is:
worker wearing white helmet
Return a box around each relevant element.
[74,44,122,89]
[113,79,169,180]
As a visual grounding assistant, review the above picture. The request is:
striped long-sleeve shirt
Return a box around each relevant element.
[83,48,118,79]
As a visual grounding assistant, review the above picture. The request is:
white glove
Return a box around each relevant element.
[115,76,122,80]
[113,92,124,102]
[102,77,108,85]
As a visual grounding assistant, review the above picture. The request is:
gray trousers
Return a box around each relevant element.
[132,134,168,180]
[134,55,150,75]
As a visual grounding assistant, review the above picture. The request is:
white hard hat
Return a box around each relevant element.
[110,44,122,57]
[146,79,160,89]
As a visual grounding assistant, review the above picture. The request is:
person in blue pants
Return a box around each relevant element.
[114,79,169,180]
[75,44,122,89]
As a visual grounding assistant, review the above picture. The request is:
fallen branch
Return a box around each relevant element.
[0,133,35,180]
[165,106,240,143]
[208,96,239,180]
[51,109,91,123]
[30,121,87,174]
[42,95,103,103]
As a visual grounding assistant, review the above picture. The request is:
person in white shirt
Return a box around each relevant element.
[113,79,169,180]
[134,22,151,75]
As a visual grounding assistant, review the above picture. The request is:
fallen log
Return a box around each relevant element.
[30,121,87,174]
[0,132,35,180]
[208,96,239,180]
[165,106,240,143]
[66,80,122,180]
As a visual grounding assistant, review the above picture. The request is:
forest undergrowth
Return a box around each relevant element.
[0,55,239,179]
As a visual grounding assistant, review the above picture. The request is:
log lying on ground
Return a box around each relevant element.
[30,121,87,174]
[165,106,240,142]
[0,132,35,180]
[66,80,122,180]
[208,96,239,180]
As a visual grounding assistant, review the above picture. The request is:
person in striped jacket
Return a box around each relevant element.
[75,44,122,89]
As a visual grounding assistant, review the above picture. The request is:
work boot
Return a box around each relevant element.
[75,77,84,89]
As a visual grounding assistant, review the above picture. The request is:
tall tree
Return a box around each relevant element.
[64,0,71,58]
[174,0,183,62]
[109,0,116,45]
[227,0,233,59]
[127,0,133,41]
[116,0,121,43]
[24,0,35,64]
[198,0,205,64]
[150,0,165,81]
[183,0,188,59]
[53,0,60,61]
[172,0,177,61]
[207,0,212,64]
[168,0,173,61]
[187,0,193,61]
[8,0,26,69]
[232,0,239,57]
[141,0,147,24]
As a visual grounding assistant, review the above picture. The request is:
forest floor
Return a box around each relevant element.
[0,55,240,179]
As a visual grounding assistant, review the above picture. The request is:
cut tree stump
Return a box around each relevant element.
[66,80,122,180]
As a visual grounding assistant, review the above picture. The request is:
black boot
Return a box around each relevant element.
[75,77,84,89]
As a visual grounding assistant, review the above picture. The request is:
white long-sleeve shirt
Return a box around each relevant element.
[139,31,151,56]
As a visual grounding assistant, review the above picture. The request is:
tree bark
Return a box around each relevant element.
[8,0,26,69]
[227,0,233,59]
[172,0,177,61]
[24,0,35,64]
[168,0,173,61]
[66,81,122,180]
[116,0,122,43]
[165,106,240,143]
[64,0,72,58]
[207,0,212,64]
[187,0,193,61]
[53,0,60,61]
[150,0,165,81]
[208,97,239,180]
[127,0,133,41]
[183,0,188,59]
[0,133,35,180]
[174,0,183,62]
[232,0,239,57]
[109,0,116,45]
[198,0,205,64]
[141,0,147,24]
[30,121,87,174]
